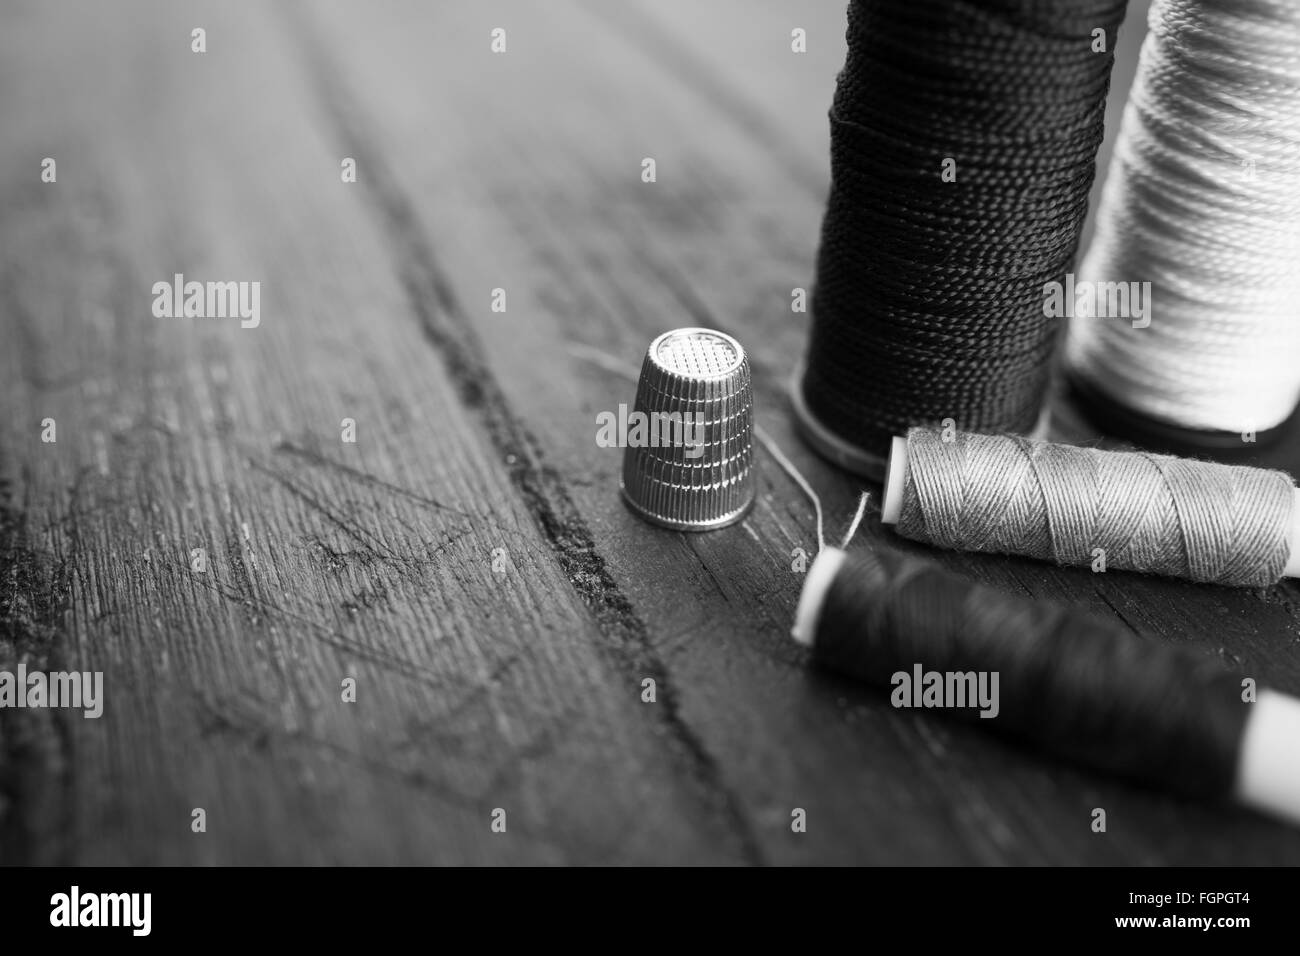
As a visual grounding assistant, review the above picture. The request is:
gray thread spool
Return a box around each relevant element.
[879,428,1300,586]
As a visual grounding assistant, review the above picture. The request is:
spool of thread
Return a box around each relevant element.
[791,0,1127,479]
[880,428,1300,586]
[1066,0,1300,451]
[792,546,1300,826]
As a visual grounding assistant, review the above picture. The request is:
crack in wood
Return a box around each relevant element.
[281,6,767,865]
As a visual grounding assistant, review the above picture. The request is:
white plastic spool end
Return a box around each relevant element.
[880,435,908,526]
[1286,492,1300,578]
[1236,689,1300,828]
[791,547,847,647]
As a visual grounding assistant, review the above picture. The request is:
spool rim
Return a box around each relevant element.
[881,436,908,525]
[1065,367,1296,457]
[789,361,1053,482]
[788,361,888,481]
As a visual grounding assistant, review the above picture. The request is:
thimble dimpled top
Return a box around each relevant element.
[621,328,755,531]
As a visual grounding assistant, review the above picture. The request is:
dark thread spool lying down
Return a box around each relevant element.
[811,548,1247,801]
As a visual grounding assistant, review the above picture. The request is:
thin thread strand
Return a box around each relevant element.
[841,492,872,549]
[755,425,825,554]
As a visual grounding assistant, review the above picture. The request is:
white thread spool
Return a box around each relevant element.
[1066,0,1300,438]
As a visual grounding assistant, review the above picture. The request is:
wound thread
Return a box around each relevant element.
[813,547,1248,800]
[895,427,1294,587]
[1067,0,1300,439]
[795,0,1127,472]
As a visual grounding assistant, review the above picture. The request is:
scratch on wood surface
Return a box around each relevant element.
[272,439,471,518]
[1093,586,1144,640]
[171,560,449,686]
[239,521,259,572]
[249,459,405,562]
[0,485,75,864]
[685,540,733,607]
[190,692,569,852]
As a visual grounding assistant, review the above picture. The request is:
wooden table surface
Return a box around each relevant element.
[3,0,1299,866]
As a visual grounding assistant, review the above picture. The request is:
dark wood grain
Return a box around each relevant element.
[2,0,1298,865]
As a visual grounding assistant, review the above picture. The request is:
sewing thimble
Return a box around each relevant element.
[621,328,755,531]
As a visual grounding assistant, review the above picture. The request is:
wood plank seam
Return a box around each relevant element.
[280,5,769,865]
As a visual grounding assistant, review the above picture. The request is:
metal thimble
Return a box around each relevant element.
[621,328,755,531]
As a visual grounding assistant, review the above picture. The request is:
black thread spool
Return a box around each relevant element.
[792,546,1300,825]
[792,0,1128,479]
